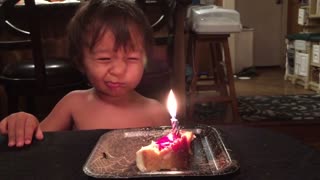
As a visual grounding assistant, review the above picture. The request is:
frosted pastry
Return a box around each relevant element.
[136,130,195,172]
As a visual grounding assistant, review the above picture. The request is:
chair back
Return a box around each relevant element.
[0,0,46,89]
[0,0,176,101]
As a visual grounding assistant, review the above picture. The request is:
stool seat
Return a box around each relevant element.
[187,31,240,122]
[187,5,242,34]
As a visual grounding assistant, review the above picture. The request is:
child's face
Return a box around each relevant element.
[82,28,145,97]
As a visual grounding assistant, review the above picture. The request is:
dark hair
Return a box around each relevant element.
[67,0,154,70]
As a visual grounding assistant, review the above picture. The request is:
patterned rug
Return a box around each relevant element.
[194,94,320,121]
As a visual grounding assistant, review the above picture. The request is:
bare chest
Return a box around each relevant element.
[72,105,155,130]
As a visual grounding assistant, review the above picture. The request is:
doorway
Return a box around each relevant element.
[235,0,288,67]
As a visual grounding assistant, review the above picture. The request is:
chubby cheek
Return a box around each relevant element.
[134,67,144,87]
[82,63,104,87]
[127,65,144,88]
[84,68,99,88]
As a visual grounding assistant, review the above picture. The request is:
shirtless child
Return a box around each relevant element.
[0,0,170,147]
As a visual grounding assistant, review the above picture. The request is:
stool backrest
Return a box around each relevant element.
[0,0,46,89]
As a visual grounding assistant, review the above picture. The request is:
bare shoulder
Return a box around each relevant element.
[142,97,170,126]
[55,89,95,113]
[55,89,93,108]
[40,89,93,131]
[63,89,91,100]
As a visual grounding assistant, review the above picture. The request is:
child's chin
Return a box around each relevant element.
[107,89,131,96]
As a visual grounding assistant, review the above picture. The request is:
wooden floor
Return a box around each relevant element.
[234,67,320,151]
[235,66,315,96]
[185,66,320,150]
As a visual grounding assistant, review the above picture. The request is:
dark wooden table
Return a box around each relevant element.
[0,125,319,179]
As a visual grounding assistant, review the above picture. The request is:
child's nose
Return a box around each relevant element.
[110,59,127,75]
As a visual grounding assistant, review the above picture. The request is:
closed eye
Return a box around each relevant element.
[128,57,139,61]
[127,52,142,62]
[97,57,111,61]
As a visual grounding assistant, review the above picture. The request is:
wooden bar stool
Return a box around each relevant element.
[187,31,239,122]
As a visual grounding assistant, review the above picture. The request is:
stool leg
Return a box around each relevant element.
[186,33,193,66]
[209,42,218,83]
[190,36,199,94]
[222,39,240,122]
[210,42,228,96]
[188,34,198,121]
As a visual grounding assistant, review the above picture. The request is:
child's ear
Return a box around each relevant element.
[143,55,148,67]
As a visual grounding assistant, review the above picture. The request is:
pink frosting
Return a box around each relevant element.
[155,132,188,152]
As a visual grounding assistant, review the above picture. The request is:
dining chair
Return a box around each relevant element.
[0,0,87,117]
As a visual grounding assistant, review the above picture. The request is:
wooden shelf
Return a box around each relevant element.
[309,14,320,18]
[300,5,309,9]
[311,62,320,67]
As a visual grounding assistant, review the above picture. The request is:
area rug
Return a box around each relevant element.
[194,94,320,121]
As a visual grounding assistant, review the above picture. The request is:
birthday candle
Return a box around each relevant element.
[167,89,180,136]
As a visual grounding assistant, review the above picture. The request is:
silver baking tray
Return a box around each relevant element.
[83,125,239,178]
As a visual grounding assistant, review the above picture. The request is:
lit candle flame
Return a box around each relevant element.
[167,89,177,118]
[167,89,180,136]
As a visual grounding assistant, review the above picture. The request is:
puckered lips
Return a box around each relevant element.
[106,82,125,89]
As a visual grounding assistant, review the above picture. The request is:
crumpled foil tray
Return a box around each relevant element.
[83,125,239,178]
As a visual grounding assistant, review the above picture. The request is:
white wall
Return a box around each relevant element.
[222,0,237,73]
[223,0,254,73]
